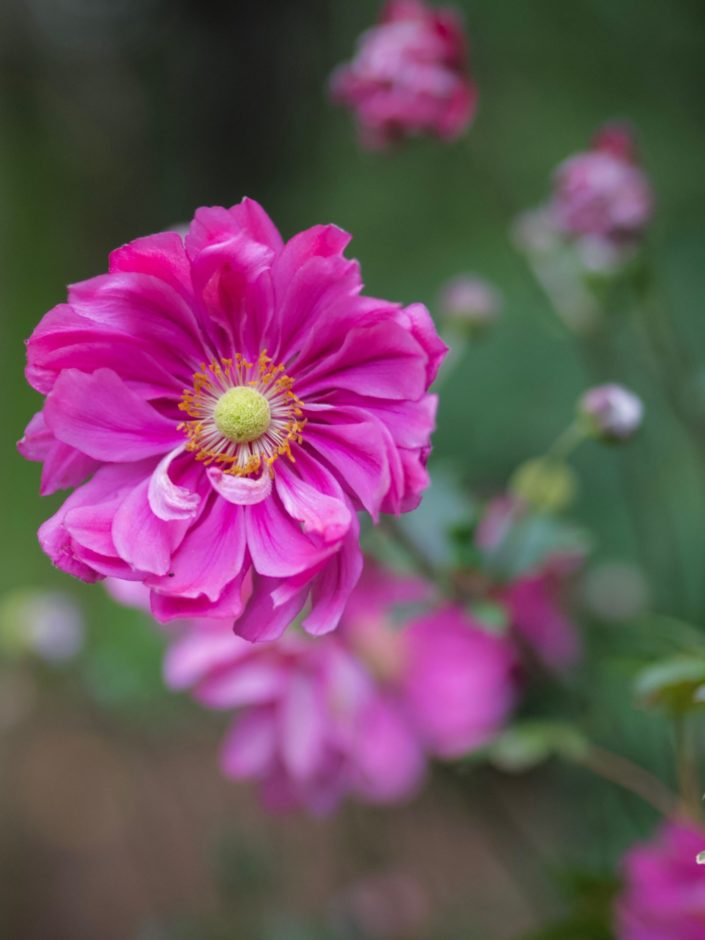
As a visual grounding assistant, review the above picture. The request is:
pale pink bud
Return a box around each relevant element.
[579,383,644,441]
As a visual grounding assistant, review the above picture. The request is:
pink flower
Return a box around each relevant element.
[502,560,583,671]
[330,0,477,149]
[476,496,584,671]
[615,820,705,940]
[551,123,653,243]
[164,564,517,813]
[19,199,446,639]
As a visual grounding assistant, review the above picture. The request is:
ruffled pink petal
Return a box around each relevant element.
[400,303,449,386]
[188,231,274,358]
[336,394,438,450]
[150,572,247,623]
[245,493,337,577]
[297,320,429,402]
[38,461,154,583]
[272,254,362,363]
[275,455,351,545]
[44,368,181,461]
[18,410,98,496]
[272,224,351,301]
[233,574,309,643]
[148,446,202,521]
[302,520,364,636]
[221,708,278,778]
[304,414,391,520]
[68,271,207,374]
[108,231,194,303]
[186,199,284,258]
[112,476,191,576]
[208,466,272,505]
[26,303,179,398]
[145,496,245,601]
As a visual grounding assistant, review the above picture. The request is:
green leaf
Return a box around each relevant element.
[634,655,705,712]
[488,721,589,772]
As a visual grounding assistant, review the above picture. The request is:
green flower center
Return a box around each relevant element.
[213,386,271,443]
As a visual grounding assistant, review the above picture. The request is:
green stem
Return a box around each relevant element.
[577,744,677,818]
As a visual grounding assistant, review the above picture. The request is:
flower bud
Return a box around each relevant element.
[438,275,501,335]
[579,383,643,442]
[509,458,577,513]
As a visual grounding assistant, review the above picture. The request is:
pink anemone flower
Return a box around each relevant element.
[615,820,705,940]
[19,199,446,640]
[163,564,518,814]
[551,122,653,244]
[330,0,477,149]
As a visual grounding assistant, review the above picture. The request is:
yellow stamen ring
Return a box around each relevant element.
[178,351,305,478]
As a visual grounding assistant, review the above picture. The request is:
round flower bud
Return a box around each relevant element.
[579,383,643,442]
[509,458,577,513]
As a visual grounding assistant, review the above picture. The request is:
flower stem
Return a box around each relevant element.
[577,744,677,818]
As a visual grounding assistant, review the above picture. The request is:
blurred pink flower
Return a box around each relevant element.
[19,198,446,640]
[477,496,584,671]
[502,560,582,671]
[579,383,644,442]
[551,123,653,244]
[438,274,501,332]
[164,564,517,813]
[330,0,476,149]
[615,820,705,940]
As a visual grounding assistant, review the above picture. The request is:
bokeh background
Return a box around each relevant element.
[1,1,704,937]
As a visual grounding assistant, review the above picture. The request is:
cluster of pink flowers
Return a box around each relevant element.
[615,820,705,939]
[330,0,476,149]
[19,198,446,639]
[111,563,518,813]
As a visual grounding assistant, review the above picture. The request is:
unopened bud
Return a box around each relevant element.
[579,383,643,442]
[439,275,501,335]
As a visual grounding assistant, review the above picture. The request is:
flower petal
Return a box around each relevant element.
[275,455,351,545]
[149,446,202,521]
[233,574,309,643]
[245,493,337,577]
[220,708,278,779]
[146,495,246,601]
[302,521,364,636]
[18,410,98,496]
[44,368,181,461]
[208,467,272,505]
[113,477,191,576]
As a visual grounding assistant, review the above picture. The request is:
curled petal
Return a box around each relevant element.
[149,446,202,521]
[208,467,272,505]
[275,458,351,544]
